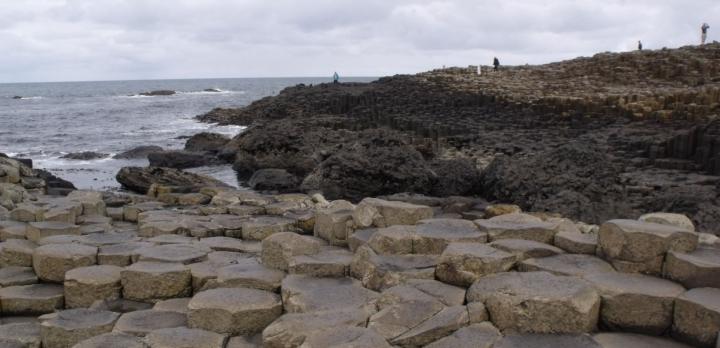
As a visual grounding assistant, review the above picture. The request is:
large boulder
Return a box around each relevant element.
[113,145,164,159]
[248,169,300,192]
[185,132,231,153]
[116,166,229,194]
[148,151,222,169]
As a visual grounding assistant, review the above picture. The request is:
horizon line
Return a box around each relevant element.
[0,75,382,85]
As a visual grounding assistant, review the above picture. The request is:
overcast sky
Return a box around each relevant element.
[1,0,717,82]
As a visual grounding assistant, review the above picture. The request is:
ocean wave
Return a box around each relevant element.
[9,96,43,100]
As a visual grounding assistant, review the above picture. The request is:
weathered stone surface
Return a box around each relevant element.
[584,272,686,334]
[639,213,695,232]
[368,298,444,341]
[672,287,720,347]
[0,239,37,267]
[467,271,600,333]
[0,221,27,241]
[474,219,558,243]
[298,326,392,348]
[261,232,324,271]
[188,288,282,335]
[73,332,148,348]
[147,234,196,245]
[314,208,354,246]
[593,332,694,348]
[261,308,370,348]
[121,262,191,302]
[281,275,379,313]
[350,245,438,290]
[212,258,285,292]
[467,301,489,323]
[0,266,37,287]
[414,218,487,254]
[26,221,80,243]
[135,243,210,264]
[554,230,598,254]
[598,219,698,275]
[152,297,191,314]
[242,216,297,241]
[80,231,139,246]
[390,305,469,346]
[519,254,616,277]
[113,310,187,337]
[490,238,564,261]
[348,228,376,252]
[64,265,122,308]
[10,204,44,223]
[97,242,153,266]
[425,322,501,348]
[493,333,602,348]
[0,284,64,314]
[367,225,418,255]
[89,298,152,313]
[32,243,97,282]
[484,204,521,218]
[0,322,41,348]
[353,198,433,228]
[123,201,165,222]
[198,236,261,253]
[436,242,516,287]
[39,309,119,348]
[288,247,354,277]
[663,247,720,289]
[145,327,228,348]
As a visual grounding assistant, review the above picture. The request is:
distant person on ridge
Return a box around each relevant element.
[333,72,339,84]
[493,57,500,71]
[638,40,643,51]
[701,23,710,44]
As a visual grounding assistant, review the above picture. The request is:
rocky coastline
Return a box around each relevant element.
[0,44,719,347]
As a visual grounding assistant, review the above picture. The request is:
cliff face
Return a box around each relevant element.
[198,44,720,231]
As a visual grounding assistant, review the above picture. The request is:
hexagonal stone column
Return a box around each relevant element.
[672,287,720,347]
[598,219,698,275]
[436,243,516,287]
[518,254,616,277]
[414,218,488,254]
[467,271,600,334]
[145,327,228,348]
[300,326,392,348]
[584,272,686,334]
[314,206,355,247]
[72,332,147,348]
[0,239,37,267]
[593,332,695,348]
[39,309,119,348]
[0,284,64,314]
[0,321,42,348]
[352,198,433,229]
[489,239,564,261]
[639,213,695,231]
[26,222,80,243]
[64,265,122,308]
[134,244,210,264]
[474,219,558,244]
[121,262,191,302]
[261,232,324,271]
[242,216,298,241]
[0,266,37,287]
[425,322,501,348]
[114,309,188,337]
[188,288,282,335]
[663,247,720,289]
[281,275,379,313]
[32,244,97,282]
[554,230,597,254]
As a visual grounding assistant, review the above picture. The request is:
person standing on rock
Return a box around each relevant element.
[333,72,339,84]
[493,57,500,71]
[701,23,710,44]
[638,40,643,51]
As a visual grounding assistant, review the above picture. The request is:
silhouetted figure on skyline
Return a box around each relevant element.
[702,23,710,44]
[493,57,500,71]
[638,40,643,51]
[333,72,339,84]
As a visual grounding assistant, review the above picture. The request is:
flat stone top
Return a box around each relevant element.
[602,219,695,236]
[442,243,514,259]
[73,332,147,348]
[0,284,64,299]
[1,239,37,251]
[243,216,296,226]
[145,327,227,347]
[115,310,187,332]
[678,287,720,312]
[490,239,564,254]
[584,272,686,297]
[217,258,285,280]
[520,254,616,276]
[467,271,598,303]
[281,275,379,311]
[153,298,191,313]
[361,247,438,270]
[28,221,78,230]
[124,261,188,274]
[301,325,392,348]
[639,213,695,232]
[34,243,97,257]
[99,241,153,254]
[188,287,280,312]
[199,236,260,252]
[0,321,40,340]
[65,265,123,284]
[416,218,486,238]
[0,266,35,280]
[41,309,119,329]
[670,247,720,265]
[80,232,139,246]
[494,333,601,348]
[137,244,211,262]
[362,197,430,209]
[37,235,84,245]
[147,234,197,244]
[474,219,556,230]
[488,213,543,224]
[593,332,694,348]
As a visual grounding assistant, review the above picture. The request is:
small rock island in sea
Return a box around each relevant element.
[1,44,720,347]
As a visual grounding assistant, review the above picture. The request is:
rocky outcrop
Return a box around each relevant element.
[184,132,230,153]
[60,152,109,161]
[115,166,228,194]
[113,146,163,160]
[147,150,223,169]
[139,90,175,96]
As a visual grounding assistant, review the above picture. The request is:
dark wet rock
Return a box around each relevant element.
[248,169,300,193]
[139,90,175,96]
[184,132,231,153]
[113,146,164,160]
[33,169,76,193]
[60,152,109,161]
[204,88,222,92]
[12,96,23,99]
[147,150,222,169]
[116,166,229,194]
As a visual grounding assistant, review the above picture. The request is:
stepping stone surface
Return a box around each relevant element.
[32,243,97,282]
[281,275,379,313]
[72,332,147,348]
[436,243,516,287]
[663,247,720,289]
[121,262,191,301]
[188,287,282,335]
[672,287,720,347]
[0,284,64,314]
[519,254,616,277]
[113,309,187,337]
[64,265,122,308]
[0,266,38,287]
[145,327,227,348]
[39,309,119,348]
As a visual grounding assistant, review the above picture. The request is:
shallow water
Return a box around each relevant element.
[0,77,375,190]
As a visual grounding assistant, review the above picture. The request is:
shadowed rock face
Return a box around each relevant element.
[198,44,720,229]
[115,166,229,194]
